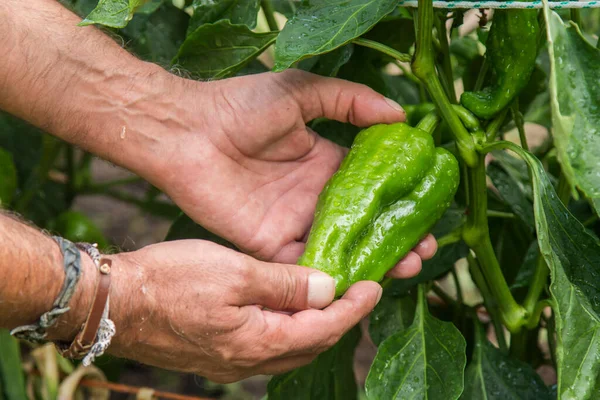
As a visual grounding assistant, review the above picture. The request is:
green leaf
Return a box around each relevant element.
[485,140,600,399]
[365,286,466,400]
[165,213,236,249]
[188,0,261,34]
[369,295,415,346]
[173,20,278,79]
[0,113,43,187]
[510,241,539,291]
[79,0,148,28]
[309,44,354,77]
[0,148,17,208]
[488,151,535,228]
[0,330,27,400]
[461,322,552,400]
[267,326,360,400]
[273,0,398,71]
[121,2,190,64]
[546,9,600,215]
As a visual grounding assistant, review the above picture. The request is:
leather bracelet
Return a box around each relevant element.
[58,258,112,359]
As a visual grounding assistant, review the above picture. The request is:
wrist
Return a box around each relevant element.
[45,247,96,343]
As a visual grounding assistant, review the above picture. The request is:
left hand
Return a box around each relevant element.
[150,70,437,275]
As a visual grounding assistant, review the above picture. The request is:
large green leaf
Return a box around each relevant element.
[365,286,466,400]
[546,9,600,215]
[173,20,278,79]
[485,141,600,399]
[0,148,17,208]
[188,0,261,33]
[461,322,552,400]
[0,330,26,400]
[369,294,415,347]
[79,0,148,28]
[121,3,190,64]
[273,0,397,71]
[488,152,535,229]
[267,326,360,400]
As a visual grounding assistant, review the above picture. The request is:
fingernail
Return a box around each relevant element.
[375,286,383,305]
[384,97,404,113]
[308,272,336,309]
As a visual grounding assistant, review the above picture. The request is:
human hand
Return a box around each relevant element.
[152,70,437,275]
[106,240,382,383]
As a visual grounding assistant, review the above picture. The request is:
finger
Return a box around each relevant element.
[279,70,406,127]
[413,234,438,260]
[239,260,336,311]
[260,281,382,355]
[385,251,422,279]
[270,241,306,264]
[256,354,317,376]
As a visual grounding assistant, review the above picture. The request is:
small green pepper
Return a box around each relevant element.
[460,9,539,119]
[298,123,460,296]
[48,211,109,250]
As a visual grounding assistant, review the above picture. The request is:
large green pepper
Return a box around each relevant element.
[460,9,539,119]
[298,123,460,296]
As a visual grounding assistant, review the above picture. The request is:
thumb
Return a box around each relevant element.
[240,260,336,311]
[281,69,406,127]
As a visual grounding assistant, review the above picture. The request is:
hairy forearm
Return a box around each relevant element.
[0,212,96,341]
[0,0,207,184]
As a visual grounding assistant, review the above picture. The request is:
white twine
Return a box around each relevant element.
[398,0,600,8]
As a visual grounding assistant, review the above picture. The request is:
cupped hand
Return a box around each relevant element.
[156,69,437,276]
[108,240,382,383]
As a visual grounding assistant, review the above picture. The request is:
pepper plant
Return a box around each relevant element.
[1,0,600,399]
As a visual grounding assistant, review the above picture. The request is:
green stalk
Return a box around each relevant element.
[351,38,412,62]
[511,99,529,151]
[570,9,583,29]
[434,14,457,103]
[485,108,509,142]
[416,111,441,133]
[462,154,527,333]
[468,253,508,352]
[473,58,489,92]
[261,0,279,31]
[487,210,515,219]
[412,0,477,167]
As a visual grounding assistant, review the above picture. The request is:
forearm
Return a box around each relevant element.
[0,212,96,341]
[0,0,208,184]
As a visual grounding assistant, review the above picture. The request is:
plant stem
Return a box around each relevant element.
[584,214,599,227]
[65,145,77,205]
[468,253,508,352]
[485,108,509,142]
[434,14,457,103]
[451,267,464,306]
[473,58,489,92]
[416,111,440,133]
[261,0,279,31]
[487,210,515,219]
[412,0,477,167]
[394,61,421,84]
[351,38,412,62]
[14,136,62,213]
[522,255,549,319]
[463,154,527,333]
[431,284,457,308]
[570,9,583,29]
[511,99,529,151]
[526,299,553,329]
[436,227,463,248]
[556,171,572,205]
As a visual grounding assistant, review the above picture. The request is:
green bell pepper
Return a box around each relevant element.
[298,122,460,296]
[460,9,539,119]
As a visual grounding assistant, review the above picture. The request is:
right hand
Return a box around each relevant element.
[105,240,382,383]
